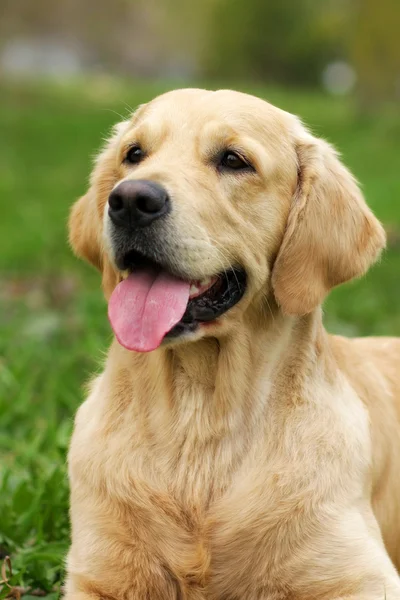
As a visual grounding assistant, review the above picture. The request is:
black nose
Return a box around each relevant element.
[108,180,170,228]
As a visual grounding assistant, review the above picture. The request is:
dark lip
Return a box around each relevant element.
[117,248,247,339]
[165,266,247,339]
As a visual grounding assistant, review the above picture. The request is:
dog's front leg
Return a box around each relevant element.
[63,567,181,600]
[64,542,184,600]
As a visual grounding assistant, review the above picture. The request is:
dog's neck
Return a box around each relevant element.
[107,305,332,437]
[167,305,329,390]
[104,307,334,507]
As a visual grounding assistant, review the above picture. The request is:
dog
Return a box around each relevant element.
[66,88,400,599]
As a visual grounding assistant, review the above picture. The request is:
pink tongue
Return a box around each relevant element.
[108,271,190,352]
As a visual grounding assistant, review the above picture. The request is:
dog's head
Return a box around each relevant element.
[69,89,385,352]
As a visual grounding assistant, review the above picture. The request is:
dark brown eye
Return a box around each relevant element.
[219,151,249,171]
[125,145,145,164]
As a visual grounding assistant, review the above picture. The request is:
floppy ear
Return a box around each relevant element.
[69,121,129,298]
[69,188,103,271]
[271,130,386,315]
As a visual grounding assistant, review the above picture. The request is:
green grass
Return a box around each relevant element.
[0,77,399,597]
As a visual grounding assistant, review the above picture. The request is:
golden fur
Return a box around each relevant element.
[66,89,400,599]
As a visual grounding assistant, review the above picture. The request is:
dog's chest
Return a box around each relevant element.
[148,406,254,513]
[134,404,271,590]
[139,434,265,595]
[72,373,285,596]
[127,376,257,509]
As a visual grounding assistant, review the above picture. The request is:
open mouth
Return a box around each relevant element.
[167,265,246,339]
[108,249,247,352]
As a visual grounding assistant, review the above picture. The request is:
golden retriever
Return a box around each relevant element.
[66,88,400,599]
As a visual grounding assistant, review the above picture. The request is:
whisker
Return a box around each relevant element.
[206,235,241,290]
[175,219,247,295]
[102,108,128,122]
[264,295,275,323]
[181,235,238,294]
[121,101,137,116]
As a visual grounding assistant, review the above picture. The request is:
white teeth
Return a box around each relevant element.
[189,276,217,298]
[189,284,200,296]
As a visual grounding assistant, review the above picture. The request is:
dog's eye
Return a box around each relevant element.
[125,145,145,165]
[219,151,250,171]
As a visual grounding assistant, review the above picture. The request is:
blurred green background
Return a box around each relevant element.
[0,0,399,597]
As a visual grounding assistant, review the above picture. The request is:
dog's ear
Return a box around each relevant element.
[69,121,129,298]
[69,188,103,271]
[271,129,386,315]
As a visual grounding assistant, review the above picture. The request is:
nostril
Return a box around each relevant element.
[136,193,167,215]
[109,192,124,212]
[108,180,170,228]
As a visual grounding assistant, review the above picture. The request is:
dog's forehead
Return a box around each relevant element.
[131,89,293,142]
